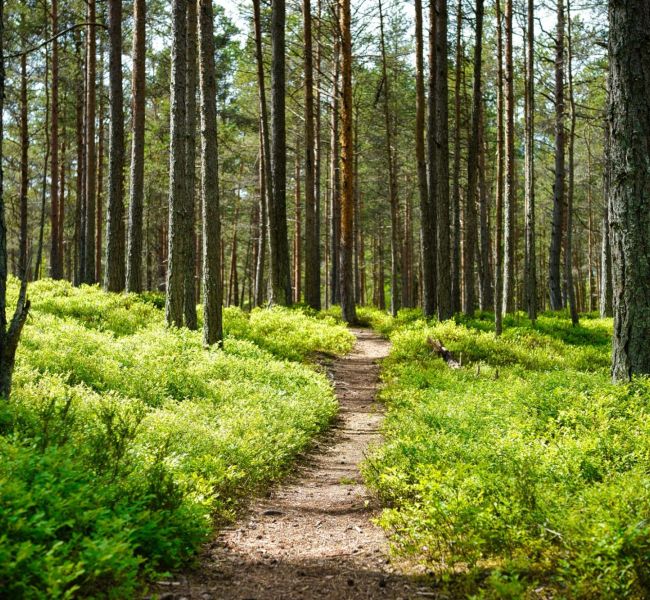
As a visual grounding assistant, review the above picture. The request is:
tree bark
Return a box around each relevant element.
[83,0,97,284]
[451,0,462,314]
[105,0,126,292]
[252,0,273,307]
[524,0,537,322]
[126,0,146,292]
[494,0,504,335]
[269,0,292,305]
[303,0,320,309]
[426,0,438,317]
[378,0,400,316]
[35,36,50,280]
[339,0,356,323]
[463,0,483,315]
[0,0,30,399]
[436,0,452,320]
[608,0,650,380]
[478,98,493,310]
[502,0,515,315]
[600,125,613,318]
[293,138,302,303]
[416,0,434,318]
[50,0,62,279]
[329,39,340,306]
[549,0,565,311]
[198,0,223,345]
[565,0,578,325]
[184,0,198,328]
[166,0,188,326]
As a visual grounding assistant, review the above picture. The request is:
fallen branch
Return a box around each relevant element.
[426,337,461,369]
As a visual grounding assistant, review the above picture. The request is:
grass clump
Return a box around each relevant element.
[364,311,650,597]
[0,279,353,598]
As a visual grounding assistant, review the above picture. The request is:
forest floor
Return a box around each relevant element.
[150,328,430,600]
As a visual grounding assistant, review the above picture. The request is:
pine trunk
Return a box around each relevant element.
[608,0,650,380]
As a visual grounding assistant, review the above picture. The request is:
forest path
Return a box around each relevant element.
[152,328,427,600]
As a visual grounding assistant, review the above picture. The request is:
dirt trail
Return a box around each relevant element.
[152,328,428,600]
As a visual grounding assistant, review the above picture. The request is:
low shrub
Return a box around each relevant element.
[364,312,650,597]
[1,278,352,598]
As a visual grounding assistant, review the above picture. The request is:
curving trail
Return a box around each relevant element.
[152,329,427,600]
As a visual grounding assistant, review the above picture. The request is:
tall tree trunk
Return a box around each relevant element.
[254,127,267,306]
[83,0,97,283]
[608,0,650,380]
[478,98,493,309]
[494,0,505,335]
[96,42,104,284]
[436,0,452,320]
[198,0,223,345]
[50,0,62,279]
[126,0,146,292]
[416,0,434,318]
[252,0,273,307]
[548,0,565,311]
[35,39,50,281]
[105,0,125,291]
[293,139,302,303]
[303,0,320,309]
[426,0,438,317]
[565,0,578,325]
[378,0,400,316]
[19,32,28,279]
[463,0,483,315]
[524,0,537,322]
[600,126,613,318]
[451,0,462,313]
[0,0,30,400]
[183,0,198,327]
[269,0,292,305]
[73,31,84,286]
[339,0,356,323]
[59,125,66,278]
[329,41,340,306]
[502,0,515,314]
[166,0,188,326]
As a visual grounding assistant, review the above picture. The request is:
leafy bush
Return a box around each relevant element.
[364,312,650,597]
[0,279,353,598]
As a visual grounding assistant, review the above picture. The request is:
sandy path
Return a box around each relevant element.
[152,328,428,600]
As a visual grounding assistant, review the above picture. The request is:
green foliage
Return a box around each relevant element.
[1,279,353,598]
[364,312,650,597]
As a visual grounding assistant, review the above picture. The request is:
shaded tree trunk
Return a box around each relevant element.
[183,0,198,328]
[464,0,483,315]
[451,0,462,314]
[600,125,613,318]
[83,0,97,284]
[436,0,452,320]
[426,0,438,318]
[416,0,434,318]
[303,0,320,309]
[478,99,493,309]
[269,0,292,305]
[378,0,400,316]
[166,0,188,326]
[565,0,578,325]
[50,0,62,279]
[329,41,340,306]
[494,0,504,335]
[35,40,50,280]
[608,0,650,380]
[524,0,537,322]
[0,0,30,399]
[105,0,126,292]
[502,0,515,314]
[549,0,565,311]
[126,0,146,292]
[198,0,223,345]
[339,0,356,323]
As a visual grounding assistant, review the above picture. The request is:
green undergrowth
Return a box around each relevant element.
[0,279,354,598]
[363,310,650,598]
